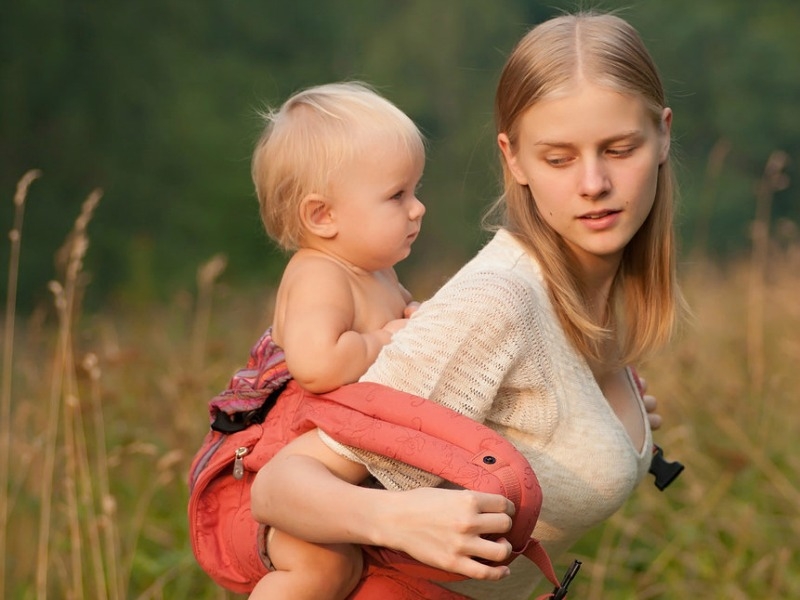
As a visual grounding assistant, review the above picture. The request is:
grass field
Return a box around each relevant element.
[2,172,799,599]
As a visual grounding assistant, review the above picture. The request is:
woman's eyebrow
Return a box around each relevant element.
[534,130,643,147]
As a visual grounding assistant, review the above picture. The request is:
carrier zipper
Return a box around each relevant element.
[189,432,226,489]
[233,447,248,480]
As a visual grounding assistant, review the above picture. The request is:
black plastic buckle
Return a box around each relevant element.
[210,382,287,433]
[649,444,684,491]
[551,560,582,599]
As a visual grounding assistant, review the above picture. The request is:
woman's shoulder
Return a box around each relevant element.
[465,228,541,272]
[444,229,546,300]
[409,243,551,344]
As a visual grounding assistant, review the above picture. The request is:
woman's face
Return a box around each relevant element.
[498,81,671,275]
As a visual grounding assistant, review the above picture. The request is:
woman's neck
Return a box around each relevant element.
[576,256,621,324]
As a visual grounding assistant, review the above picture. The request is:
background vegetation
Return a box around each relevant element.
[2,1,798,598]
[2,0,799,308]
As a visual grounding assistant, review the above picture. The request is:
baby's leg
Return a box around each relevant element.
[249,527,363,600]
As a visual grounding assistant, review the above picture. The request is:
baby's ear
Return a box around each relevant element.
[299,194,337,239]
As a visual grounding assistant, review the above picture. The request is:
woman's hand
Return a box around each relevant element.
[638,376,662,431]
[252,429,516,581]
[371,487,515,581]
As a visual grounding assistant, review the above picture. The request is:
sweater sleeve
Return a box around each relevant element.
[320,267,540,490]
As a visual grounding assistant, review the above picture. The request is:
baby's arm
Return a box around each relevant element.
[251,430,515,581]
[278,258,402,393]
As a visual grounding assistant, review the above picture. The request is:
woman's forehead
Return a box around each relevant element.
[519,84,650,142]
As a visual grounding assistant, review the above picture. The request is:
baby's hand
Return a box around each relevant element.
[403,301,421,319]
[379,302,419,339]
[381,317,409,336]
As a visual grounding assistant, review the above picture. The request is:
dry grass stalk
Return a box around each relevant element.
[83,351,123,600]
[119,447,184,597]
[747,150,790,400]
[38,279,68,598]
[690,138,731,259]
[36,189,102,599]
[191,254,228,372]
[1,169,41,596]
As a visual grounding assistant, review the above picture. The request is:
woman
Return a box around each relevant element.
[251,11,683,599]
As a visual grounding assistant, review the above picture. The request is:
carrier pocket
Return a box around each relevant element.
[187,423,266,593]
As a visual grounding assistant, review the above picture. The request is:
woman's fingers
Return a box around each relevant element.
[450,548,512,580]
[638,375,663,430]
[378,488,518,580]
[642,393,662,430]
[440,535,513,580]
[474,491,515,518]
[473,510,513,537]
[433,491,516,579]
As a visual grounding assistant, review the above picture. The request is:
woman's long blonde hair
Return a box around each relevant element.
[490,12,683,366]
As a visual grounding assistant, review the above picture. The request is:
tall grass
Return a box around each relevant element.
[1,169,40,596]
[1,167,798,599]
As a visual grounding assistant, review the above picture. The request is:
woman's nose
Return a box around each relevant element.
[579,158,611,199]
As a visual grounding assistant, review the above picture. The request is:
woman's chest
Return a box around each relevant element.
[489,366,651,529]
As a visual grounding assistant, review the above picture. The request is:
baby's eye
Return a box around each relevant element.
[390,190,405,200]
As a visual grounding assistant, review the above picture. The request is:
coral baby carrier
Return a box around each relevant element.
[188,330,579,599]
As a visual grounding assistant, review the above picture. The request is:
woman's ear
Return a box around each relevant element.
[658,108,673,164]
[299,194,337,239]
[497,133,528,185]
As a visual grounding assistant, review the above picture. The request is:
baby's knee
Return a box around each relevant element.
[266,528,363,598]
[313,543,363,596]
[340,544,364,591]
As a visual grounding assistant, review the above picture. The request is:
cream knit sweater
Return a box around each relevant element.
[322,229,652,599]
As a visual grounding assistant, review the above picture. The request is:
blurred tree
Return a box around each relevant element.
[1,0,797,309]
[631,0,800,257]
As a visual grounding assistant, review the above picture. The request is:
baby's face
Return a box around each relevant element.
[325,138,426,271]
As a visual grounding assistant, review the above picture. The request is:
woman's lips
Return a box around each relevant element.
[579,209,621,230]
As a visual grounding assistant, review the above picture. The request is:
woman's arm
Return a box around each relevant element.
[251,429,515,581]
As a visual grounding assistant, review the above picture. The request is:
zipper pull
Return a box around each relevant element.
[233,447,248,480]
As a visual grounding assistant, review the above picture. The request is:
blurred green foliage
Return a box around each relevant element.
[1,0,798,308]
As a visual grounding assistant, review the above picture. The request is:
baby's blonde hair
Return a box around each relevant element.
[252,81,425,251]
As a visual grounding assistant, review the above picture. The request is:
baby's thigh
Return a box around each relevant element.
[267,526,363,576]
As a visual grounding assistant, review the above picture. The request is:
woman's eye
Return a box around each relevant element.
[607,146,635,158]
[545,156,572,167]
